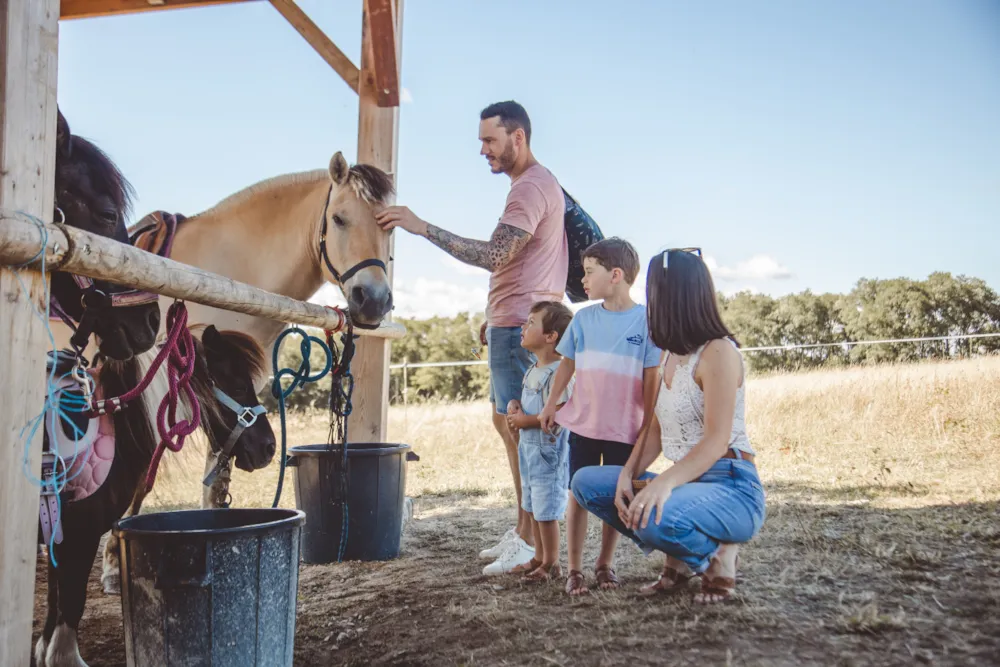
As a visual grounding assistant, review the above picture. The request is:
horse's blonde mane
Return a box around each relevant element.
[193,163,394,221]
[195,169,328,219]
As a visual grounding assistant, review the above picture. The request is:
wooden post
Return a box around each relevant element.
[352,0,402,442]
[402,358,409,407]
[0,0,59,662]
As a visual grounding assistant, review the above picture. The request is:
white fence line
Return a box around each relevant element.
[388,331,1000,371]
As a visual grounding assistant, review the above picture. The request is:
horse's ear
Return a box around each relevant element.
[202,325,224,353]
[56,109,72,157]
[328,151,350,186]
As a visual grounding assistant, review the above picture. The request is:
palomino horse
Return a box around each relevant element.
[34,325,275,667]
[52,109,161,361]
[95,151,396,591]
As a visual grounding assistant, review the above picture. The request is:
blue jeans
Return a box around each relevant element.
[487,326,534,415]
[570,459,766,573]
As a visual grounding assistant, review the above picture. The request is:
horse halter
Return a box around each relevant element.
[50,206,160,355]
[317,186,387,330]
[202,386,268,488]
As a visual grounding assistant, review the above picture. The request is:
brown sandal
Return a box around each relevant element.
[594,564,622,591]
[694,575,735,603]
[565,569,588,596]
[638,565,695,596]
[509,558,542,575]
[522,563,562,583]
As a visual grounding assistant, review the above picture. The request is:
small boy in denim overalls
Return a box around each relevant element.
[504,301,575,582]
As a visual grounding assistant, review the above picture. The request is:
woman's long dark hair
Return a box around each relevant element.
[646,250,739,355]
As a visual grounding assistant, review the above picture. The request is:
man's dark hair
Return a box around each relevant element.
[480,101,531,145]
[645,250,739,355]
[529,300,573,346]
[583,237,641,285]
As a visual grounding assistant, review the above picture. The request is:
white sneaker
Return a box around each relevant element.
[478,527,517,561]
[482,537,535,576]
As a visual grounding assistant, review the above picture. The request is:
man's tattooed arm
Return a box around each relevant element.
[425,223,532,272]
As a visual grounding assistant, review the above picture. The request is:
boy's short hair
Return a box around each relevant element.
[529,300,574,346]
[582,237,640,285]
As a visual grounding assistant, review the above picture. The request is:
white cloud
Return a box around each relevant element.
[705,254,792,282]
[392,278,488,319]
[442,256,489,277]
[310,277,487,320]
[401,88,413,104]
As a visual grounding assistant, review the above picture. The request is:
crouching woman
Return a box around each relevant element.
[570,248,766,603]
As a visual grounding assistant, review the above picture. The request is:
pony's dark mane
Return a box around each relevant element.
[99,360,157,481]
[219,330,268,382]
[347,163,395,206]
[67,134,136,222]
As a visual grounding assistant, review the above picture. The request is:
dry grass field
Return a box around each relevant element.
[33,356,1000,666]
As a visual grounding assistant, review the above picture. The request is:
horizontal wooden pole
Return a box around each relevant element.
[269,0,360,94]
[60,0,258,20]
[0,213,405,340]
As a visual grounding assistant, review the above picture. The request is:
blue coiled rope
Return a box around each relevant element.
[268,325,355,562]
[269,327,333,509]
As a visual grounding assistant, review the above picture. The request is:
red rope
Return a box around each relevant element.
[142,301,200,492]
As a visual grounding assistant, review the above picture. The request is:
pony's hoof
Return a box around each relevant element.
[101,572,121,596]
[34,636,48,667]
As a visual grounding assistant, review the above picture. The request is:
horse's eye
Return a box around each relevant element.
[333,214,346,228]
[100,209,119,225]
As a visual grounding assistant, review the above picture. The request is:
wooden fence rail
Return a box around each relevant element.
[0,212,406,339]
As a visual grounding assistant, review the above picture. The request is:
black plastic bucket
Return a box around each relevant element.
[113,508,305,667]
[287,442,415,563]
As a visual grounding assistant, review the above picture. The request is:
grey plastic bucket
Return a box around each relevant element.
[287,443,416,563]
[113,508,305,667]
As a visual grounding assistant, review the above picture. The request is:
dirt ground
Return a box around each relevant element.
[31,359,1000,665]
[32,490,1000,666]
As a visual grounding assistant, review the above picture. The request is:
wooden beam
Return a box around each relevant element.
[366,0,400,107]
[268,0,359,94]
[0,215,406,340]
[60,0,257,20]
[0,0,59,663]
[352,0,403,442]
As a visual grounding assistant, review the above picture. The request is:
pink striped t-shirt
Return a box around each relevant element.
[554,303,662,445]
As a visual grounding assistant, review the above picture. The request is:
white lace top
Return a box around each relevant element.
[654,339,754,462]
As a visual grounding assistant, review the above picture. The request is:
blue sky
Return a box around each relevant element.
[57,0,1000,318]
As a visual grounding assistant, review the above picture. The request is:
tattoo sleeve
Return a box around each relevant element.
[425,223,532,272]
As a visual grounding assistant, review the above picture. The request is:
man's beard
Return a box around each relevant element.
[494,142,516,173]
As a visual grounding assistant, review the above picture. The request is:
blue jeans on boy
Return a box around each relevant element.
[570,457,766,573]
[487,326,535,415]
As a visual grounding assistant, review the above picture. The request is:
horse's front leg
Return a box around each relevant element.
[46,531,100,667]
[100,485,146,596]
[202,448,233,509]
[35,557,60,667]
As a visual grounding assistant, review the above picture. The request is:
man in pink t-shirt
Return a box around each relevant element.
[376,101,568,568]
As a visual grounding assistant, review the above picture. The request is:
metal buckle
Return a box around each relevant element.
[237,407,258,428]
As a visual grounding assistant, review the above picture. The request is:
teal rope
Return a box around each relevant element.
[269,327,333,509]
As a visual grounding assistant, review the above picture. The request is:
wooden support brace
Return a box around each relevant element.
[0,0,59,663]
[268,0,360,94]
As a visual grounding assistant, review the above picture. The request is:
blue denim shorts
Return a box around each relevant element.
[487,326,535,415]
[518,429,571,522]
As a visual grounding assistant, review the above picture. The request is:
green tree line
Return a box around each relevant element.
[264,272,1000,409]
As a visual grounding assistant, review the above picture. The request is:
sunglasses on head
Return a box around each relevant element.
[662,247,702,268]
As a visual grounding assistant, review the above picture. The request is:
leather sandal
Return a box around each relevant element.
[638,564,695,596]
[594,564,622,591]
[565,569,588,596]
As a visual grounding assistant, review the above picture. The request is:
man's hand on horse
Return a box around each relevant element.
[375,206,429,237]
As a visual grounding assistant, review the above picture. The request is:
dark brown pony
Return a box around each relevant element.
[51,109,160,361]
[34,326,275,667]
